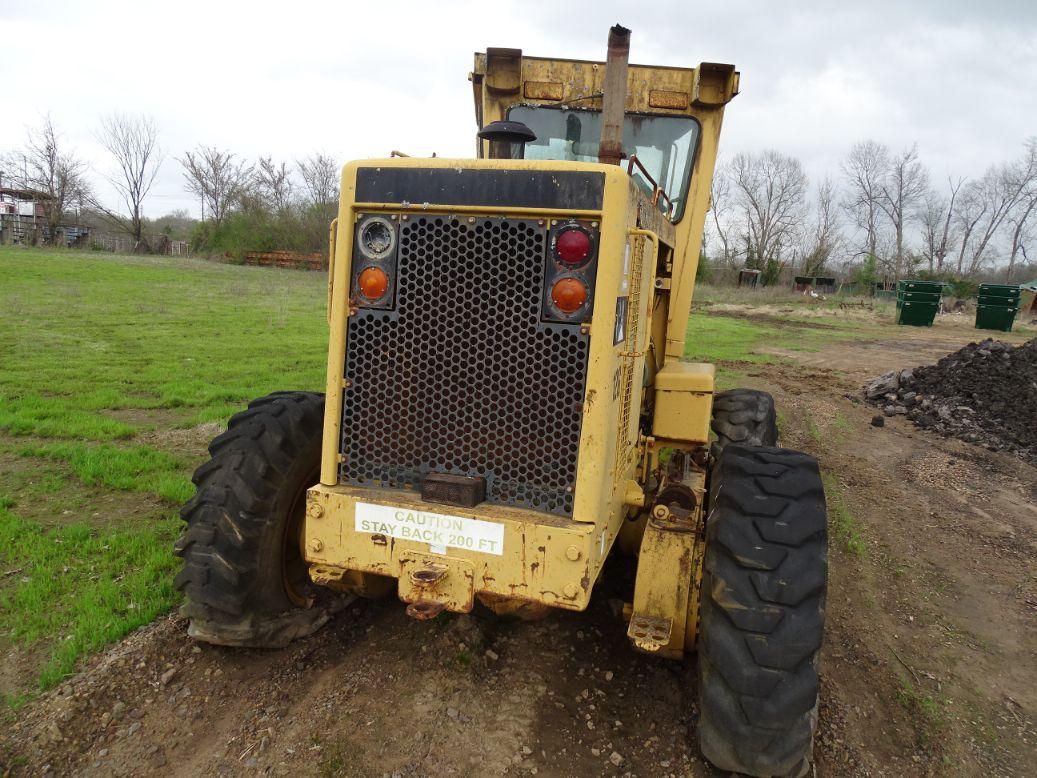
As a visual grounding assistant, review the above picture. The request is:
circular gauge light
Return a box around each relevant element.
[555,227,591,265]
[357,267,389,301]
[360,218,394,259]
[552,277,588,314]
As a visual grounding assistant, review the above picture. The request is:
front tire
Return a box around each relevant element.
[697,444,827,777]
[710,388,779,459]
[174,391,333,647]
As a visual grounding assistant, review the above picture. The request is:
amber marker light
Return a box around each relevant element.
[552,277,588,314]
[357,267,389,300]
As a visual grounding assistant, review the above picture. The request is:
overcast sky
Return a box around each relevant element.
[2,0,1035,217]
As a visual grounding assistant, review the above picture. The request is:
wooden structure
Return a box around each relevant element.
[242,250,324,271]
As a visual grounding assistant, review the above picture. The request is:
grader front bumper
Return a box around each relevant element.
[305,484,604,613]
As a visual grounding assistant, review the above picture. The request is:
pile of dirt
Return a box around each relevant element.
[863,337,1037,462]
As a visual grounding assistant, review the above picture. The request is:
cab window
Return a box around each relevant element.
[508,105,700,222]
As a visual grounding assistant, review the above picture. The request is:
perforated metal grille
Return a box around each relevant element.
[616,235,648,473]
[340,215,590,516]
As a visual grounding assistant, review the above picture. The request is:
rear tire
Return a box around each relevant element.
[174,391,336,647]
[697,444,827,778]
[710,388,778,459]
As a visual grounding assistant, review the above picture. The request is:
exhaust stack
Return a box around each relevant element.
[598,24,631,166]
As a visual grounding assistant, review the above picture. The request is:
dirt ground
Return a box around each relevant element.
[2,323,1036,777]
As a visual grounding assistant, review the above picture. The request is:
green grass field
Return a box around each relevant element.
[0,248,328,698]
[0,247,887,699]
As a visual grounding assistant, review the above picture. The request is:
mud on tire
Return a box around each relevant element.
[174,391,334,648]
[698,444,827,778]
[710,388,779,459]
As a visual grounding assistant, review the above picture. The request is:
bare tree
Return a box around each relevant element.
[842,140,889,263]
[297,153,339,222]
[958,160,1031,276]
[93,113,162,247]
[178,145,253,227]
[952,184,989,275]
[801,178,841,276]
[917,177,963,272]
[729,150,808,282]
[876,144,929,279]
[1005,138,1037,281]
[707,160,736,266]
[255,156,294,214]
[11,115,91,242]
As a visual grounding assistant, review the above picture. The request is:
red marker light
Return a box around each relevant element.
[555,228,591,265]
[552,277,588,314]
[357,267,389,300]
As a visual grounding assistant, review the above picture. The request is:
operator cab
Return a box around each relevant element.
[507,105,700,221]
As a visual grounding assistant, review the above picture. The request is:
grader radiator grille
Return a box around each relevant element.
[340,215,590,516]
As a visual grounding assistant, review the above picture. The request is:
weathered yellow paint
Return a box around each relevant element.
[306,483,599,611]
[315,156,673,613]
[312,41,737,652]
[326,217,338,323]
[652,362,716,443]
[471,50,738,361]
[626,469,706,658]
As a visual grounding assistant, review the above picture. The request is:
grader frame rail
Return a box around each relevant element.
[175,25,828,778]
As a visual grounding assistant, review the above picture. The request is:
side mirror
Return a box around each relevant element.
[478,120,536,160]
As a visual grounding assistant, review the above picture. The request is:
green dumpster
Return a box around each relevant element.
[895,280,942,325]
[897,290,941,310]
[976,283,1021,301]
[899,280,946,293]
[897,301,939,326]
[976,284,1020,332]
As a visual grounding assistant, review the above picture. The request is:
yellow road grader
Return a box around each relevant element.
[175,26,828,777]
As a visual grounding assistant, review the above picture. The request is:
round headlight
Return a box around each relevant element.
[359,217,394,259]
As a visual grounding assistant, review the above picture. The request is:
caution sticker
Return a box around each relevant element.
[354,502,505,556]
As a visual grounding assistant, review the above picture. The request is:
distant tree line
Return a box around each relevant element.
[178,146,340,257]
[705,138,1037,285]
[5,115,1036,283]
[2,115,340,257]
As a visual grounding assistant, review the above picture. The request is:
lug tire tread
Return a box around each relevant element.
[710,388,779,459]
[698,444,827,778]
[173,391,332,647]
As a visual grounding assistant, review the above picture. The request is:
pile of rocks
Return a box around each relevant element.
[863,338,1037,463]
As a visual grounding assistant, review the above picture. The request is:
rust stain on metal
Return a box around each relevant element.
[585,388,597,412]
[410,566,447,586]
[598,24,631,166]
[648,89,689,109]
[524,81,564,100]
[406,601,445,620]
[678,546,693,577]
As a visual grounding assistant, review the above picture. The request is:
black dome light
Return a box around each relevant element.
[478,120,536,159]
